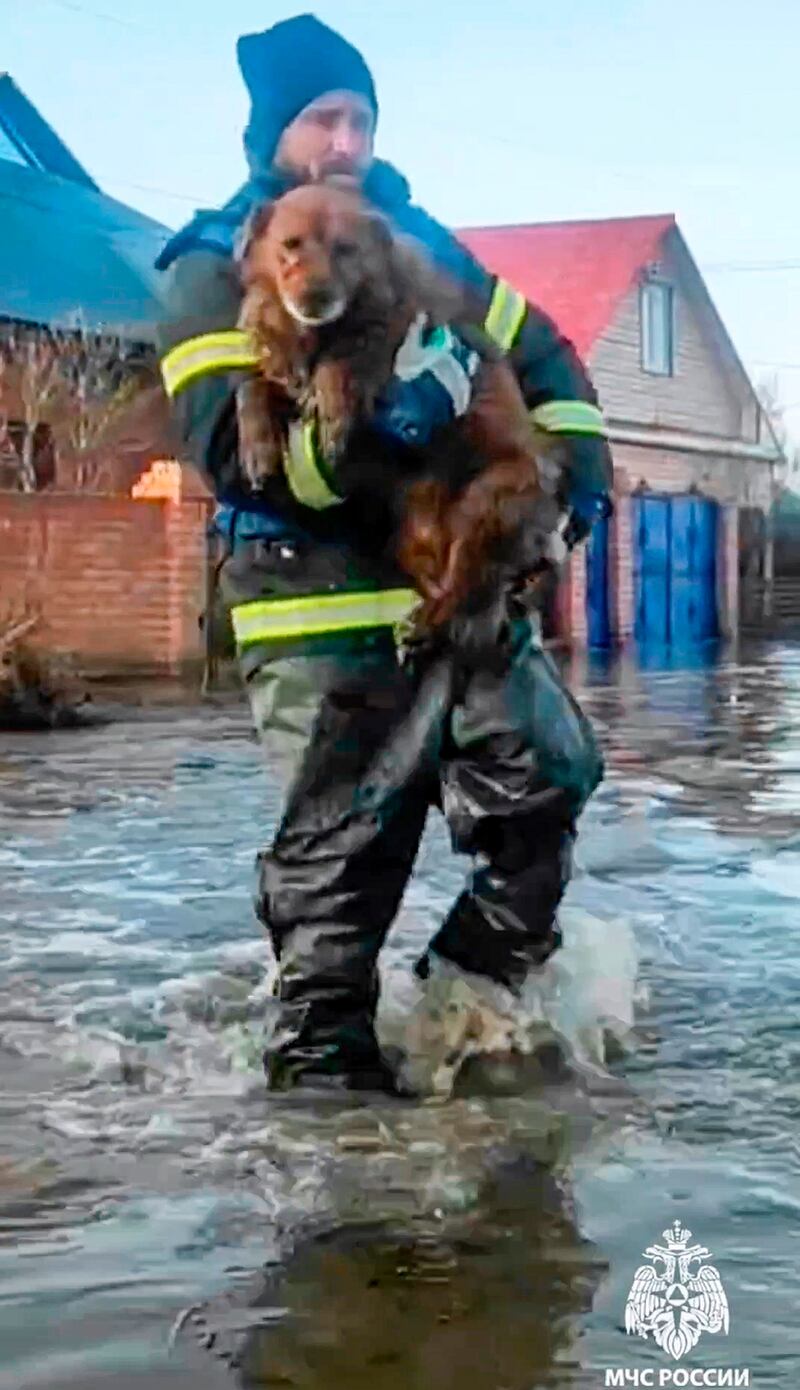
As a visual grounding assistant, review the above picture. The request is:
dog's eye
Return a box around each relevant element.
[282,236,303,252]
[334,240,357,258]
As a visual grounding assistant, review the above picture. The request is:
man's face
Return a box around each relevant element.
[274,90,375,182]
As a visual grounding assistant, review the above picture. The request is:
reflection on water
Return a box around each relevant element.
[206,1159,605,1390]
[0,638,799,1388]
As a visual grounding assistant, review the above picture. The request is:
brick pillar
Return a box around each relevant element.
[163,499,209,674]
[610,492,636,643]
[569,545,588,645]
[164,500,184,675]
[717,503,740,640]
[554,569,571,642]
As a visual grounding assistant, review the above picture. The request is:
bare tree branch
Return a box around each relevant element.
[0,321,166,492]
[0,614,39,657]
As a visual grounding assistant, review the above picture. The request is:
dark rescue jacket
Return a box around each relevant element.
[154,160,612,654]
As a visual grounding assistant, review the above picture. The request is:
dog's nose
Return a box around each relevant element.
[302,284,336,316]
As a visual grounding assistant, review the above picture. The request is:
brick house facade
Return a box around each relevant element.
[459,214,783,647]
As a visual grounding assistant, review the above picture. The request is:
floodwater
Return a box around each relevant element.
[1,638,799,1389]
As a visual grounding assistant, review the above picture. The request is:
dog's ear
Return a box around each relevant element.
[384,231,462,324]
[235,200,274,274]
[363,208,395,257]
[359,211,413,314]
[343,209,405,322]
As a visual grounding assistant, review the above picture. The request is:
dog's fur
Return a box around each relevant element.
[235,180,559,627]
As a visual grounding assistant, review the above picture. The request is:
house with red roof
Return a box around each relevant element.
[460,215,783,648]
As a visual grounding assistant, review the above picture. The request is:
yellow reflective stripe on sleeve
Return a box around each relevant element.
[231,588,420,649]
[531,401,607,436]
[282,420,344,510]
[160,330,259,399]
[484,279,527,352]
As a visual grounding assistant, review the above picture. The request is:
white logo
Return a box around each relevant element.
[625,1220,730,1361]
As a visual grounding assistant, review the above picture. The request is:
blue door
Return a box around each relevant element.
[633,493,719,645]
[586,511,611,647]
[634,495,671,643]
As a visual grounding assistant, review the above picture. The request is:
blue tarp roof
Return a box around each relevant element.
[0,76,173,343]
[0,73,99,189]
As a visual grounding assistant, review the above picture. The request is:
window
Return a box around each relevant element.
[640,280,675,376]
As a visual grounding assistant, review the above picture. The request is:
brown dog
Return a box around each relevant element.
[235,180,558,628]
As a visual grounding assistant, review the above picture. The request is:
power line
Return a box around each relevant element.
[98,174,205,206]
[25,0,143,28]
[750,360,800,372]
[701,260,800,275]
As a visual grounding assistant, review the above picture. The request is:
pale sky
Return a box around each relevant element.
[5,0,800,447]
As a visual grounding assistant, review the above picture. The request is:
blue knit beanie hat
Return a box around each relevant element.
[237,13,378,175]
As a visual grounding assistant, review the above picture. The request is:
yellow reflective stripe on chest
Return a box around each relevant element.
[160,330,259,398]
[531,401,607,435]
[484,279,527,352]
[231,588,419,648]
[282,419,344,510]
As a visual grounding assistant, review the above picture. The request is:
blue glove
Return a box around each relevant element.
[568,486,612,528]
[562,486,613,549]
[372,315,482,448]
[212,502,300,545]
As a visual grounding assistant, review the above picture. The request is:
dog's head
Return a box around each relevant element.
[238,181,398,330]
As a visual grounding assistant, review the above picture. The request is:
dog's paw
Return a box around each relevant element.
[241,438,283,487]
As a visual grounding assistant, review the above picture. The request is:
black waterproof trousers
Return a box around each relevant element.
[221,535,603,1084]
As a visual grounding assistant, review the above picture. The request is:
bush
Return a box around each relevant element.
[0,615,94,730]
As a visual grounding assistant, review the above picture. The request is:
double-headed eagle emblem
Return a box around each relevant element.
[625,1220,730,1360]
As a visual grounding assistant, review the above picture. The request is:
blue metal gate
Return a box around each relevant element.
[586,511,611,647]
[633,493,719,645]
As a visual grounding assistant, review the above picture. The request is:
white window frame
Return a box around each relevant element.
[640,278,675,377]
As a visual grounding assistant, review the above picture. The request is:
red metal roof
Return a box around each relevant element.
[458,214,676,358]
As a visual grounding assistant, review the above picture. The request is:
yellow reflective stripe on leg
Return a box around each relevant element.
[160,331,259,398]
[282,419,344,510]
[231,588,420,648]
[531,401,607,436]
[484,279,527,351]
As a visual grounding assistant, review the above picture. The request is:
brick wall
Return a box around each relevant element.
[0,492,211,674]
